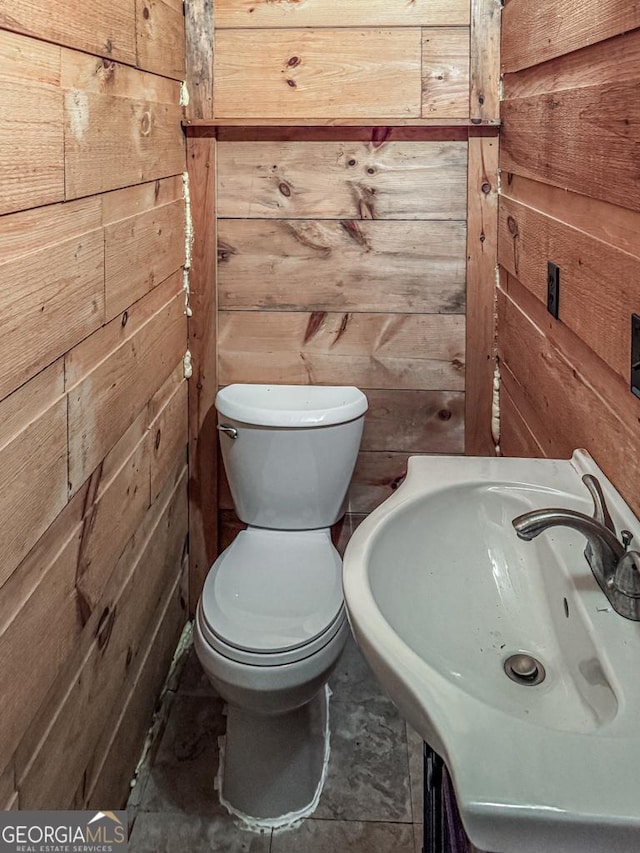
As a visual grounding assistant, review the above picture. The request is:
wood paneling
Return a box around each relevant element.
[349,452,420,514]
[217,141,468,220]
[422,28,470,119]
[0,363,67,589]
[0,8,187,810]
[502,0,640,73]
[0,765,16,810]
[150,373,189,502]
[498,282,640,517]
[136,0,186,79]
[219,311,465,390]
[361,390,465,454]
[0,31,63,215]
[84,562,186,808]
[61,47,179,100]
[500,9,640,510]
[470,0,502,121]
[75,421,152,613]
[213,28,422,119]
[502,29,640,101]
[215,121,477,550]
[0,0,137,64]
[187,136,219,611]
[0,373,186,778]
[499,195,640,383]
[215,0,471,28]
[499,384,547,459]
[218,220,466,314]
[64,91,184,198]
[67,279,186,491]
[465,135,498,455]
[501,81,640,213]
[0,226,103,401]
[105,199,185,319]
[17,472,188,809]
[501,173,640,259]
[62,52,183,199]
[185,0,215,120]
[0,487,87,779]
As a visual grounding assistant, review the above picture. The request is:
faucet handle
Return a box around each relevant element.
[582,475,615,535]
[614,550,640,598]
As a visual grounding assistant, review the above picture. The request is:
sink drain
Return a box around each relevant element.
[504,653,546,686]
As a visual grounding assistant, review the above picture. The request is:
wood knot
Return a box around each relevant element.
[155,429,162,450]
[279,181,292,197]
[348,159,357,167]
[96,607,116,651]
[286,78,297,88]
[438,409,452,421]
[390,474,406,491]
[140,112,151,135]
[287,56,301,67]
[478,94,485,105]
[481,181,491,194]
[304,312,326,344]
[507,215,519,237]
[452,358,464,370]
[121,310,128,327]
[142,6,150,18]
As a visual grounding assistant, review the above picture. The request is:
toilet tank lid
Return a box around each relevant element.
[216,384,368,427]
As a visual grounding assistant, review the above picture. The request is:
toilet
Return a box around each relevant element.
[194,383,368,828]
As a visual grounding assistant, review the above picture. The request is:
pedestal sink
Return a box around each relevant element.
[342,451,640,853]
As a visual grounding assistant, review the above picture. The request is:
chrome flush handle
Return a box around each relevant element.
[217,423,238,439]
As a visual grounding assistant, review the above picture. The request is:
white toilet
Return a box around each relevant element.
[194,383,368,828]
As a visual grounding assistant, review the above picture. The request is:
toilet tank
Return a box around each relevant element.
[216,384,368,530]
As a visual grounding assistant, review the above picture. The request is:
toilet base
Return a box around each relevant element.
[217,686,331,831]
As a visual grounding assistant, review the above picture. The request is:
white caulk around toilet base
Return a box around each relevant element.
[216,686,332,832]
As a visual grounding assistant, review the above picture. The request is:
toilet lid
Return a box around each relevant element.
[200,528,344,654]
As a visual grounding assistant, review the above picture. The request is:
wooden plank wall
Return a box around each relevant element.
[499,4,640,516]
[0,5,188,809]
[182,0,501,593]
[216,133,469,545]
[212,0,473,120]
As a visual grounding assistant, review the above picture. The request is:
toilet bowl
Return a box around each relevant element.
[194,384,367,828]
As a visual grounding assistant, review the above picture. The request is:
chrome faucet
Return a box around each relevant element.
[512,474,640,621]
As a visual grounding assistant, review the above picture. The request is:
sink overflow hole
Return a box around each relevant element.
[504,653,546,687]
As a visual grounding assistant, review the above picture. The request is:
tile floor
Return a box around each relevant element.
[128,632,425,853]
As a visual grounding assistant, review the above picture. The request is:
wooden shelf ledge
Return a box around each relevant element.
[183,117,501,128]
[182,118,501,140]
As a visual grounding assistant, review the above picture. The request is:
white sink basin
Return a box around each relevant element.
[342,451,640,853]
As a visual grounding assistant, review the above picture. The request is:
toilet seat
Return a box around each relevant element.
[197,601,347,667]
[199,527,345,666]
